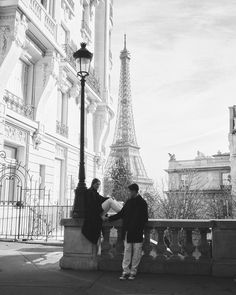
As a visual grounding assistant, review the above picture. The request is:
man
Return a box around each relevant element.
[108,183,148,280]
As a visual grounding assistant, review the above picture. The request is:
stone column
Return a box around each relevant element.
[60,219,98,270]
[212,220,236,276]
[0,11,28,101]
[0,101,6,151]
[228,106,236,217]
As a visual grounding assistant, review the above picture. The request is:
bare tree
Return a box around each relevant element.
[104,156,133,202]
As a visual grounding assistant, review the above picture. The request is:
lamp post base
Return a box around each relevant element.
[72,184,87,219]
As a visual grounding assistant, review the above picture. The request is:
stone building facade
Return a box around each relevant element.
[0,0,114,204]
[166,151,231,217]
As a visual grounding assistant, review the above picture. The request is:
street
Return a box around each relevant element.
[0,241,236,295]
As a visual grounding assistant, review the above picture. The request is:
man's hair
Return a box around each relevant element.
[91,178,101,187]
[128,183,139,192]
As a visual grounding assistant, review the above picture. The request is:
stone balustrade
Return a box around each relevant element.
[3,90,34,119]
[99,219,212,275]
[60,218,236,277]
[28,0,56,37]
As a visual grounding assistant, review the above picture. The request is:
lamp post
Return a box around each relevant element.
[72,43,93,218]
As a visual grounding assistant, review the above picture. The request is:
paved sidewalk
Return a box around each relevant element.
[0,241,236,295]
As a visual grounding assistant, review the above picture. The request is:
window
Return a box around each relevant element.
[6,59,29,101]
[57,91,68,125]
[221,172,231,186]
[59,25,69,45]
[1,145,17,202]
[180,174,189,188]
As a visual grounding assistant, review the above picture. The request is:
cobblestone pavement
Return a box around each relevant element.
[0,241,236,295]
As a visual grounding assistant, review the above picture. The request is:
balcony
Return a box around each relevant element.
[20,0,56,38]
[56,121,68,138]
[61,218,236,277]
[3,90,34,119]
[81,20,92,38]
[62,43,76,69]
[87,67,101,96]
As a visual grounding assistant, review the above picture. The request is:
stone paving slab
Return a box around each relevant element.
[0,241,236,295]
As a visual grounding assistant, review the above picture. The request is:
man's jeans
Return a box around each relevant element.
[122,236,143,275]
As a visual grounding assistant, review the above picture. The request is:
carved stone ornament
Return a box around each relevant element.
[168,153,176,161]
[70,84,80,101]
[42,51,60,86]
[13,14,28,48]
[0,26,11,57]
[57,68,71,93]
[95,154,104,169]
[87,100,97,114]
[55,144,66,159]
[32,130,42,150]
[5,123,27,145]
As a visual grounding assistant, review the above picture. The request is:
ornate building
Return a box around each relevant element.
[0,0,114,204]
[166,151,232,218]
[105,36,153,192]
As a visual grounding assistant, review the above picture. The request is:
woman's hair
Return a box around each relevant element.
[91,178,101,187]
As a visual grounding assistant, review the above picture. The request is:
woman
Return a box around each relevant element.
[82,178,122,245]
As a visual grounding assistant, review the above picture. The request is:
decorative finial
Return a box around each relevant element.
[80,42,87,48]
[124,34,126,49]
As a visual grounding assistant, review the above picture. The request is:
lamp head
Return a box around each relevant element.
[73,43,93,77]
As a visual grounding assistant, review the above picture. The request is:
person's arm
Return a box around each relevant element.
[108,204,125,221]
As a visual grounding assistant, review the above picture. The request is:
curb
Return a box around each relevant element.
[0,238,63,247]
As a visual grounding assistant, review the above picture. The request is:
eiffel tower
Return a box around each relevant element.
[105,35,153,192]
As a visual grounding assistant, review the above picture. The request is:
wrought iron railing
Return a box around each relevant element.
[3,90,34,119]
[87,67,101,96]
[56,120,69,138]
[0,200,72,241]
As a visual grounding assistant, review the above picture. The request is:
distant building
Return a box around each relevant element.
[165,151,232,218]
[0,0,114,204]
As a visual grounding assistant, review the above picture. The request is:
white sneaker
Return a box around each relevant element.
[128,274,136,280]
[119,273,129,280]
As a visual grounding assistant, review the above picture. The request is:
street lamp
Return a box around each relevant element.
[72,43,93,218]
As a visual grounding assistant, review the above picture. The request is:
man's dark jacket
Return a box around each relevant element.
[82,188,108,245]
[109,194,148,243]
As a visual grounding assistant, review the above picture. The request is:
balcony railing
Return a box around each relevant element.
[62,43,76,69]
[56,121,68,138]
[87,67,101,96]
[3,90,34,119]
[27,0,56,37]
[81,20,92,38]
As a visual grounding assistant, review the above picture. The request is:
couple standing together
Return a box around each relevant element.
[82,178,148,280]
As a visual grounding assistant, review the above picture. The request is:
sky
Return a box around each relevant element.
[107,0,236,183]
